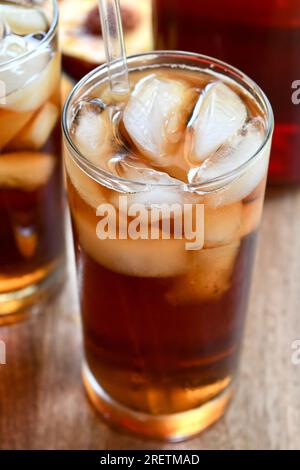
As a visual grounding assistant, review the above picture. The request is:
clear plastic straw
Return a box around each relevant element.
[98,0,129,94]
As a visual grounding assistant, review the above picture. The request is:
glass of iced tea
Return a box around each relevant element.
[0,0,65,322]
[63,52,273,441]
[153,0,299,184]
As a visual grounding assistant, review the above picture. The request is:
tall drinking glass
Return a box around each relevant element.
[63,52,273,441]
[0,0,65,322]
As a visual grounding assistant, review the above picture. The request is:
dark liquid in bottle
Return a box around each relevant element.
[153,0,300,183]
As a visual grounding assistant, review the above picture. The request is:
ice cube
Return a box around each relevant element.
[222,139,270,205]
[126,186,184,211]
[192,119,269,206]
[0,152,55,190]
[108,159,185,230]
[108,156,176,183]
[191,118,265,182]
[72,99,111,165]
[204,202,242,247]
[0,47,60,112]
[166,241,240,304]
[64,149,107,209]
[75,213,189,278]
[0,34,28,62]
[0,36,47,91]
[0,5,47,35]
[191,82,247,161]
[123,75,190,162]
[109,157,183,204]
[9,102,59,150]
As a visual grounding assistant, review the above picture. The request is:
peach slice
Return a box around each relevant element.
[9,102,59,150]
[0,108,34,150]
[60,0,153,80]
[0,152,55,191]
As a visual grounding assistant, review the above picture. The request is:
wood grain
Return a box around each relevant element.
[0,187,300,450]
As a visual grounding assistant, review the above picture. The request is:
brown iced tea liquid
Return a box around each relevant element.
[65,62,271,439]
[0,116,64,292]
[80,234,256,414]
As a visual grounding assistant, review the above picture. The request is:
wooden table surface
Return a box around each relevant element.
[0,186,300,450]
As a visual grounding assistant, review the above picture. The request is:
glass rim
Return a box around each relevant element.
[0,0,58,72]
[62,50,274,192]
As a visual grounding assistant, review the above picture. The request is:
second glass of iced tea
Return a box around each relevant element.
[0,0,65,322]
[63,52,273,441]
